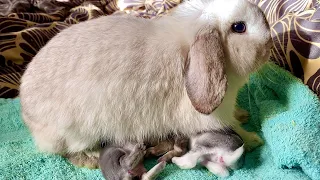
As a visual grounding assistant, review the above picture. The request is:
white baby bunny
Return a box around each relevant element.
[20,0,272,167]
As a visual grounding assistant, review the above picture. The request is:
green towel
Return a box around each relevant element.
[0,63,319,180]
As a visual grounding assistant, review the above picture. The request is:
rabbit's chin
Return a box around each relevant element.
[227,55,270,77]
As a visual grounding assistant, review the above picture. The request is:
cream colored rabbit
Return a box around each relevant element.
[20,0,272,167]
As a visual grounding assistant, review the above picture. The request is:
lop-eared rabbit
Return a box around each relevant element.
[20,0,272,167]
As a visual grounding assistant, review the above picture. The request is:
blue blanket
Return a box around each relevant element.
[0,63,319,180]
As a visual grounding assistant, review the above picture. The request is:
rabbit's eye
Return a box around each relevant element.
[231,22,246,33]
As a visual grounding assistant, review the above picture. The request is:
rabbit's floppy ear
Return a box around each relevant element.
[185,27,227,115]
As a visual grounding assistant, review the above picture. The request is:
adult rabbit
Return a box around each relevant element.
[20,0,272,167]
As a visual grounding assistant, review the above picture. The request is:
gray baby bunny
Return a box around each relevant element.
[172,129,245,177]
[20,0,272,167]
[99,143,166,180]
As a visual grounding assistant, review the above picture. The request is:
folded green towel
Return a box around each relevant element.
[237,63,320,180]
[0,63,318,180]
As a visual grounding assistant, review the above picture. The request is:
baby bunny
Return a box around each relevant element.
[172,129,245,177]
[99,143,166,180]
[145,135,189,163]
[20,0,272,167]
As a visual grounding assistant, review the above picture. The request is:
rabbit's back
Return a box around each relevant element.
[20,15,213,153]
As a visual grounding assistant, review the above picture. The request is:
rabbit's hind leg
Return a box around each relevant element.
[64,151,99,169]
[23,112,66,154]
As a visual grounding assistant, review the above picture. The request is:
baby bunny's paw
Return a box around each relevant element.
[133,143,146,152]
[205,162,230,178]
[172,157,195,169]
[214,168,230,178]
[124,143,146,169]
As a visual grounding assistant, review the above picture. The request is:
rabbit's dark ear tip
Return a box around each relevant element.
[188,77,227,115]
[199,110,213,115]
[191,102,216,115]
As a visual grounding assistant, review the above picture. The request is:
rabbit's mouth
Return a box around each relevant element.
[260,48,272,63]
[254,46,272,71]
[263,52,272,62]
[260,39,273,61]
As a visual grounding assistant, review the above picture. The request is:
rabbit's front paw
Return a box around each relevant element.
[244,132,264,152]
[234,107,249,124]
[234,126,264,152]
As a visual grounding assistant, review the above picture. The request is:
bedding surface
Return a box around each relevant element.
[1,63,319,180]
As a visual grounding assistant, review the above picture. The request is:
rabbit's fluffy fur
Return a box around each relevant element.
[20,0,271,163]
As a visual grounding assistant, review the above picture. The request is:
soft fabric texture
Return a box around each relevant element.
[1,0,320,98]
[0,63,319,180]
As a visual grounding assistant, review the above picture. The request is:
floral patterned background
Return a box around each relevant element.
[0,0,319,97]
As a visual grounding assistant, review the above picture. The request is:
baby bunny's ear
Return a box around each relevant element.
[185,27,227,114]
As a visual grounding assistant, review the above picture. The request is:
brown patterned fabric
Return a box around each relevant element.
[0,0,181,98]
[0,0,319,98]
[249,0,320,96]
